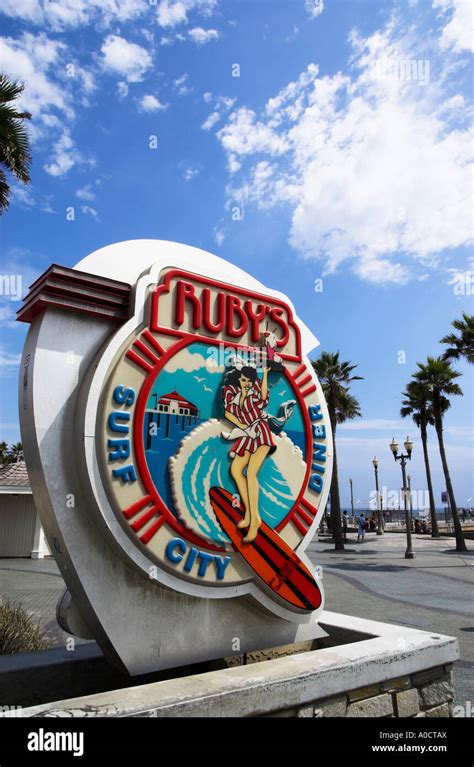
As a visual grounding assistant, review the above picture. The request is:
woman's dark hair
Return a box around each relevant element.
[225,365,258,386]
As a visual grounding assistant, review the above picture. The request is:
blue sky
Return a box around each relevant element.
[0,0,472,508]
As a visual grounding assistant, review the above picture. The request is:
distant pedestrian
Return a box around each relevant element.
[342,511,348,541]
[357,513,366,543]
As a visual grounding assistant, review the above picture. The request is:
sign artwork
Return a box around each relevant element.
[90,268,330,617]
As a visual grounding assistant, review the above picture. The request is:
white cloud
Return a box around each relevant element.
[305,0,324,20]
[444,425,474,441]
[216,96,235,110]
[101,35,152,82]
[0,33,73,121]
[0,348,22,373]
[174,73,192,95]
[446,255,474,287]
[156,0,218,28]
[0,306,16,328]
[0,0,149,31]
[217,107,289,156]
[165,351,223,373]
[182,165,200,181]
[201,96,234,130]
[11,182,36,208]
[117,81,129,100]
[213,225,226,246]
[201,111,220,130]
[44,129,82,177]
[157,0,188,27]
[0,32,96,182]
[434,0,474,53]
[227,153,241,173]
[338,419,406,432]
[139,94,167,112]
[81,205,99,219]
[0,249,44,324]
[188,27,220,44]
[216,18,474,284]
[76,184,96,201]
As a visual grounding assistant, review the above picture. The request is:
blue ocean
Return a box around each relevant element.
[143,413,305,545]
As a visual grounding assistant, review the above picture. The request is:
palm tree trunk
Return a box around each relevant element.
[420,421,439,537]
[329,416,345,551]
[434,412,467,551]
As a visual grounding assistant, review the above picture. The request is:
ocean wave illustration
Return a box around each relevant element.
[169,419,306,546]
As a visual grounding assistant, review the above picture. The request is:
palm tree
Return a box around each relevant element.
[311,352,362,551]
[0,74,32,214]
[336,391,362,425]
[401,380,446,538]
[414,357,466,552]
[0,441,8,466]
[441,313,474,365]
[8,442,24,463]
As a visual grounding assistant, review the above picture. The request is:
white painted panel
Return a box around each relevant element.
[0,496,37,557]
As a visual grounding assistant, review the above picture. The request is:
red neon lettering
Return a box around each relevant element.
[175,281,202,330]
[202,288,226,334]
[244,301,267,342]
[225,295,248,338]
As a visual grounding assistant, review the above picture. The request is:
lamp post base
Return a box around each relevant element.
[405,551,415,559]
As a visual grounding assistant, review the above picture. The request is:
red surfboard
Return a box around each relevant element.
[209,487,322,612]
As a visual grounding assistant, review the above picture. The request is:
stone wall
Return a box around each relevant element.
[0,612,459,718]
[275,664,454,718]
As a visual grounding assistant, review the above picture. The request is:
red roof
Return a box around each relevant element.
[158,390,198,412]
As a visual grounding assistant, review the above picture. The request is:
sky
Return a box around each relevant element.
[0,0,472,509]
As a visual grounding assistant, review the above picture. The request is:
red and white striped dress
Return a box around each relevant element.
[222,379,276,457]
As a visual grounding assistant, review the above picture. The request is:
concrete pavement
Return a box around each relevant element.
[0,531,473,707]
[307,530,474,708]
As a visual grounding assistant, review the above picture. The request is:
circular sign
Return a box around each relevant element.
[81,266,331,617]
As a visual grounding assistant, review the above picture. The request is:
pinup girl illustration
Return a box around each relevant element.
[222,365,276,543]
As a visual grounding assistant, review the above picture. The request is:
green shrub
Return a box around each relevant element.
[0,596,50,654]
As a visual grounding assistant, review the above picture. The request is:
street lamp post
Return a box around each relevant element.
[349,478,354,521]
[372,457,383,536]
[407,474,413,531]
[390,436,415,559]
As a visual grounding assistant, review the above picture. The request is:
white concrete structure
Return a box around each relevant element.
[0,612,458,717]
[18,240,331,675]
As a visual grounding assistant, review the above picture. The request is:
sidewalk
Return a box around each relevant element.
[307,531,474,708]
[0,532,473,706]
